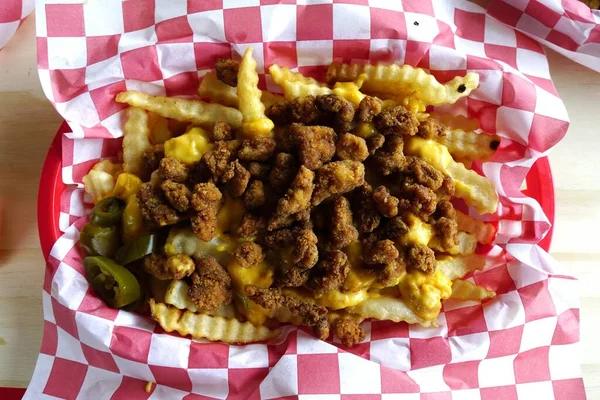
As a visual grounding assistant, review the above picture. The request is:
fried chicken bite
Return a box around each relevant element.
[269,153,298,193]
[158,157,189,183]
[374,105,419,136]
[188,256,233,312]
[143,144,165,171]
[433,200,458,251]
[372,134,407,176]
[248,162,270,180]
[406,244,436,274]
[315,94,355,133]
[352,183,381,233]
[161,180,191,212]
[289,95,321,124]
[372,185,399,218]
[357,96,383,123]
[364,239,399,265]
[227,160,251,197]
[190,182,223,241]
[376,258,407,287]
[381,216,410,242]
[234,242,265,267]
[212,121,234,141]
[266,101,292,126]
[291,123,336,170]
[245,285,329,340]
[334,318,365,347]
[243,180,266,210]
[417,117,447,139]
[268,166,315,231]
[367,134,385,155]
[330,196,359,249]
[292,229,319,270]
[237,213,267,239]
[199,141,234,184]
[403,156,443,191]
[306,250,350,297]
[396,182,437,218]
[215,59,239,87]
[143,253,195,280]
[238,137,277,162]
[138,182,180,226]
[336,133,369,162]
[312,160,365,206]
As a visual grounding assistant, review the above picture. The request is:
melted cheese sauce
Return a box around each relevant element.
[164,127,213,165]
[398,269,452,320]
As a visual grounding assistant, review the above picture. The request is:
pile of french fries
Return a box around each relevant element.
[81,47,500,344]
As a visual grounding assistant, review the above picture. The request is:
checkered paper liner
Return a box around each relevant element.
[29,0,585,399]
[488,0,600,73]
[0,0,34,49]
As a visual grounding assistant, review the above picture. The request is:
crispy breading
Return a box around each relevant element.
[158,157,189,183]
[404,156,443,190]
[291,123,336,170]
[433,200,458,251]
[276,266,310,288]
[188,256,233,312]
[364,239,399,265]
[334,318,365,347]
[190,182,223,241]
[268,166,315,231]
[367,134,385,155]
[143,253,195,280]
[397,182,437,218]
[289,95,321,124]
[264,227,295,249]
[374,105,419,136]
[237,213,267,239]
[199,141,234,183]
[352,183,381,233]
[143,144,165,171]
[248,162,270,180]
[336,133,369,162]
[381,216,410,242]
[269,152,298,193]
[372,185,399,218]
[243,180,266,210]
[417,117,447,139]
[161,180,191,212]
[315,94,355,133]
[372,134,407,176]
[406,244,436,274]
[215,59,239,87]
[227,160,251,197]
[245,285,329,339]
[357,96,382,123]
[212,121,234,141]
[292,229,319,270]
[234,242,265,267]
[376,258,406,287]
[138,182,180,226]
[312,160,365,206]
[330,196,358,249]
[306,250,350,296]
[266,101,292,125]
[238,137,277,162]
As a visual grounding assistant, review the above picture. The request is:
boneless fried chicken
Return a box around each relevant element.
[158,157,189,182]
[291,123,336,170]
[312,160,365,206]
[188,256,232,312]
[330,196,358,249]
[190,182,223,241]
[268,166,315,231]
[336,133,369,162]
[306,250,350,296]
[215,59,239,87]
[138,182,180,226]
[160,180,191,212]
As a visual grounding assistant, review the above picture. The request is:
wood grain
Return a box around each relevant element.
[0,13,599,395]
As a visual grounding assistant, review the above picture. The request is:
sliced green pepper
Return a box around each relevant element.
[115,234,158,265]
[91,196,125,227]
[79,223,121,257]
[84,256,141,308]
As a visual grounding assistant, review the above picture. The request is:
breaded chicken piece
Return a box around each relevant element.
[367,134,385,155]
[289,95,321,124]
[227,160,251,197]
[336,133,369,162]
[417,117,447,139]
[200,141,234,184]
[268,166,315,231]
[292,229,319,270]
[237,213,267,239]
[188,256,233,312]
[143,253,195,281]
[374,105,419,136]
[381,216,409,242]
[266,101,292,125]
[243,180,266,210]
[291,123,337,170]
[330,196,358,249]
[158,157,189,183]
[190,182,223,241]
[245,285,329,340]
[138,183,180,226]
[238,137,277,162]
[315,94,355,133]
[406,244,436,274]
[352,183,381,233]
[312,160,365,206]
[433,200,458,251]
[372,185,399,218]
[376,258,407,287]
[269,153,298,193]
[403,156,443,190]
[234,242,265,267]
[248,162,270,180]
[161,180,191,212]
[357,96,382,123]
[215,59,239,87]
[372,134,407,176]
[364,239,399,265]
[212,121,234,141]
[397,182,437,218]
[306,250,350,296]
[143,144,165,171]
[334,318,365,347]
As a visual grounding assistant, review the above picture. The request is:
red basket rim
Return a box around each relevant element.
[37,123,556,259]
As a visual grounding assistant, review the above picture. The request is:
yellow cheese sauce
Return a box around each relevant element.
[164,127,213,165]
[398,269,452,320]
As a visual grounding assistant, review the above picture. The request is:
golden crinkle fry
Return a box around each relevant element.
[346,296,436,327]
[150,300,279,343]
[435,128,500,164]
[269,64,326,87]
[404,137,498,214]
[147,112,173,144]
[122,107,151,177]
[437,254,486,281]
[450,279,496,302]
[82,159,123,203]
[237,48,274,137]
[165,279,236,318]
[429,112,481,131]
[456,211,496,245]
[116,90,242,129]
[326,62,479,106]
[430,232,477,255]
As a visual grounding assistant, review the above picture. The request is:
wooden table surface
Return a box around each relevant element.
[0,14,599,397]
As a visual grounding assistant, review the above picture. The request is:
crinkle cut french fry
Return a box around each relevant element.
[429,112,480,131]
[325,62,479,106]
[436,129,500,163]
[450,279,496,301]
[404,137,498,214]
[370,91,427,114]
[430,232,477,255]
[437,254,486,281]
[345,296,437,327]
[122,107,151,177]
[83,160,123,203]
[260,91,285,109]
[198,71,239,108]
[238,48,274,136]
[269,64,326,87]
[150,300,279,343]
[147,112,173,145]
[456,211,496,244]
[165,279,236,318]
[115,90,242,129]
[275,78,366,106]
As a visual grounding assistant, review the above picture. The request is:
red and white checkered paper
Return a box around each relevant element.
[30,1,586,399]
[488,0,600,73]
[0,0,34,49]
